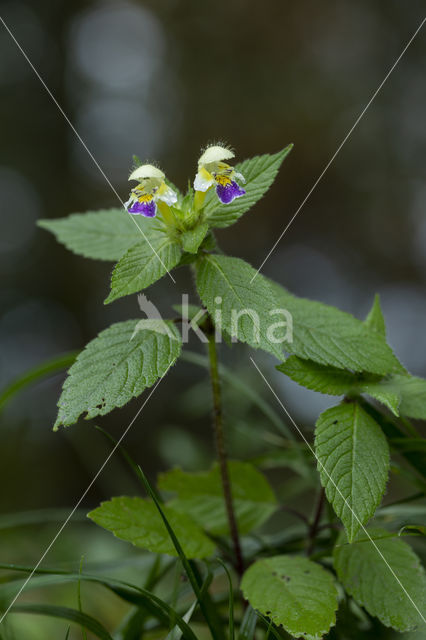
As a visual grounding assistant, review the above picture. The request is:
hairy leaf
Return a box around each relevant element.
[271,281,404,375]
[364,294,386,336]
[54,320,181,428]
[383,375,426,420]
[38,209,150,261]
[196,255,287,359]
[88,497,215,559]
[333,528,426,631]
[106,232,182,303]
[241,555,338,640]
[277,357,401,415]
[315,402,390,541]
[180,222,209,254]
[204,146,293,229]
[158,461,276,535]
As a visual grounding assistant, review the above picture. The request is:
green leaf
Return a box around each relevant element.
[364,294,386,336]
[196,255,287,359]
[333,528,426,631]
[38,209,147,261]
[88,497,215,559]
[10,604,113,640]
[54,320,181,429]
[385,375,426,420]
[180,222,209,254]
[204,146,293,229]
[270,281,404,375]
[277,357,364,395]
[315,402,390,541]
[158,461,276,535]
[105,231,182,303]
[241,555,338,640]
[277,356,402,415]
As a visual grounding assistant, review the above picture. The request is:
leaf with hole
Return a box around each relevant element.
[241,555,338,640]
[54,320,181,429]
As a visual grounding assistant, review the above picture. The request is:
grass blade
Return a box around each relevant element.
[9,604,113,640]
[238,605,257,640]
[0,352,77,411]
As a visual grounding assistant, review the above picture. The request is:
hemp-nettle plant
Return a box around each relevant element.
[30,142,426,638]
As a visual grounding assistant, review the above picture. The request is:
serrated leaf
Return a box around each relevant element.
[38,209,148,261]
[277,356,402,416]
[204,146,293,229]
[364,294,386,336]
[54,320,181,428]
[333,528,426,631]
[88,497,215,559]
[158,461,276,535]
[315,402,390,541]
[196,255,287,359]
[277,357,364,395]
[180,222,209,254]
[241,555,338,640]
[270,281,404,375]
[383,375,426,420]
[105,232,182,303]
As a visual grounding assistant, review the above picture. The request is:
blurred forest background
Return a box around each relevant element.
[1,0,426,636]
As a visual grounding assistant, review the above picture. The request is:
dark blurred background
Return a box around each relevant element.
[1,0,426,635]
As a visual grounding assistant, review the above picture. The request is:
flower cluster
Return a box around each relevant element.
[125,145,246,218]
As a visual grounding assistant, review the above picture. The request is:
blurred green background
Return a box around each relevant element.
[1,1,426,637]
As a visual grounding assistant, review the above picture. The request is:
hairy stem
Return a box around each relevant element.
[207,332,244,577]
[307,487,325,556]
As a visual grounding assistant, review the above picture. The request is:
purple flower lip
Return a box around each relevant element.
[128,199,157,217]
[216,180,246,205]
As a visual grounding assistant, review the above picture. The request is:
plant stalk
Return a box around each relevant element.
[307,487,325,556]
[207,332,244,577]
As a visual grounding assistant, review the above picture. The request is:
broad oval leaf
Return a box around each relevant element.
[204,146,293,229]
[88,496,215,559]
[106,231,182,303]
[158,461,277,535]
[54,320,181,428]
[333,528,426,631]
[241,555,338,640]
[315,402,390,541]
[270,281,404,375]
[196,254,287,359]
[38,209,147,261]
